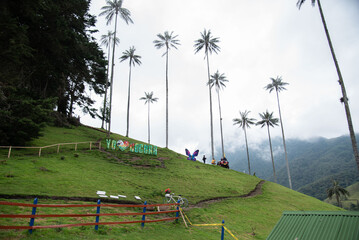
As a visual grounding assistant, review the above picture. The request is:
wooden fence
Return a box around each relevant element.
[0,141,101,158]
[0,198,180,233]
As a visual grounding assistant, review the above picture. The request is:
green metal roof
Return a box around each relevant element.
[267,211,359,240]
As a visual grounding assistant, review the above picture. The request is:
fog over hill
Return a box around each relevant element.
[224,134,359,200]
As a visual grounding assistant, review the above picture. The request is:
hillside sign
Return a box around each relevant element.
[106,139,158,156]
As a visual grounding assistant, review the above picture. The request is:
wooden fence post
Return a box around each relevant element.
[38,148,42,157]
[75,144,77,151]
[99,142,101,150]
[57,144,60,154]
[90,142,92,150]
[8,146,11,158]
[176,200,180,223]
[29,198,38,234]
[95,199,101,230]
[141,201,147,228]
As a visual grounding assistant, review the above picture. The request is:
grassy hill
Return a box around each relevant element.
[0,125,341,239]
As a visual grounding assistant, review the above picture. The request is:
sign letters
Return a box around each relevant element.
[105,139,158,156]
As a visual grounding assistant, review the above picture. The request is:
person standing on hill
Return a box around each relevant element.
[202,155,206,164]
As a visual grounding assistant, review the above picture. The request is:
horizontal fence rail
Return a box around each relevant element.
[0,141,102,158]
[0,198,180,233]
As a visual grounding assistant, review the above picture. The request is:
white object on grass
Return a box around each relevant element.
[99,195,108,198]
[110,195,119,199]
[96,191,106,195]
[118,195,127,198]
[134,196,141,200]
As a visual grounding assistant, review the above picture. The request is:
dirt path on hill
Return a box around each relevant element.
[189,180,265,209]
[0,181,265,208]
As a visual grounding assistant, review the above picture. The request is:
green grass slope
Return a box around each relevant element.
[0,125,341,239]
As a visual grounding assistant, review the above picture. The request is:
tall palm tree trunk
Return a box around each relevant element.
[206,54,214,161]
[148,103,150,144]
[107,12,118,137]
[126,64,132,137]
[267,124,276,183]
[217,91,225,158]
[317,0,359,171]
[165,50,169,148]
[276,91,292,189]
[102,45,111,130]
[244,127,251,175]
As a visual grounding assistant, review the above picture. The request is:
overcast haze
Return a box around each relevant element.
[79,0,359,159]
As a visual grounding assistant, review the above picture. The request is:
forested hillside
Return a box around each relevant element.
[228,135,359,200]
[0,0,106,145]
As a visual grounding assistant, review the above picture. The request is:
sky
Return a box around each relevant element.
[79,0,359,160]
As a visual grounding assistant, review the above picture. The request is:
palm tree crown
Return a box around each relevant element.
[140,91,158,104]
[208,70,228,91]
[153,31,180,56]
[194,29,220,57]
[327,180,350,207]
[99,0,133,25]
[100,31,120,49]
[264,76,289,93]
[120,46,142,66]
[257,110,279,128]
[233,110,256,130]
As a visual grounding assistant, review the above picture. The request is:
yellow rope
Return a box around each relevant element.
[180,208,238,240]
[192,223,223,227]
[224,226,239,240]
[179,208,193,225]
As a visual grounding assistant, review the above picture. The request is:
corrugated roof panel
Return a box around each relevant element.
[267,211,359,240]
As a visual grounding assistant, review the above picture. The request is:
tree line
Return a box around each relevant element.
[0,0,107,145]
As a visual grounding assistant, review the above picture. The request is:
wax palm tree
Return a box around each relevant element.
[100,0,133,137]
[194,29,220,162]
[256,110,279,182]
[99,31,120,130]
[120,46,142,138]
[265,76,292,189]
[209,70,228,158]
[233,110,256,175]
[153,31,180,148]
[297,0,359,172]
[327,180,350,208]
[140,92,158,144]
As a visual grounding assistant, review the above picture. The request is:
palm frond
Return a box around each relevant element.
[297,0,316,9]
[153,31,180,56]
[194,29,220,56]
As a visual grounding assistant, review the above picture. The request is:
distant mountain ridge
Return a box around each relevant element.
[226,134,359,200]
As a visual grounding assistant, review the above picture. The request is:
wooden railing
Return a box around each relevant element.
[0,198,180,233]
[0,141,101,158]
